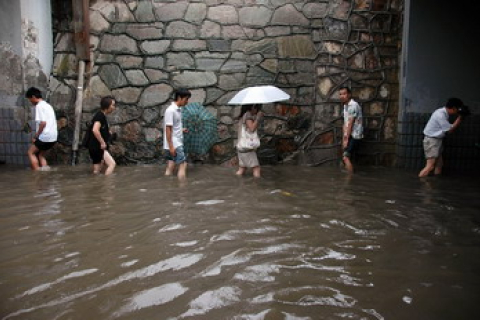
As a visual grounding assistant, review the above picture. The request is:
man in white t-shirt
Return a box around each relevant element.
[340,86,363,173]
[163,88,191,179]
[26,87,58,171]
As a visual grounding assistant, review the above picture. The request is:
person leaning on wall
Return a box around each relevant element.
[418,97,469,178]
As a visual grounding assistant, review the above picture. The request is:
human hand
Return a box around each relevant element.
[183,128,189,133]
[169,146,176,157]
[256,111,264,121]
[342,135,349,149]
[101,142,107,150]
[458,105,470,117]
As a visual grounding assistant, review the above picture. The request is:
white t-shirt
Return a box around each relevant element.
[423,107,452,139]
[163,102,183,150]
[343,99,363,139]
[35,100,58,142]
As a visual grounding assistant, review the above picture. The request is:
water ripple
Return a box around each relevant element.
[179,286,241,318]
[114,282,188,317]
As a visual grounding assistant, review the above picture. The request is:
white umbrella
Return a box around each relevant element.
[228,85,290,105]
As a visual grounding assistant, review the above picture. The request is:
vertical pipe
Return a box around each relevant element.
[70,0,90,165]
[71,59,85,165]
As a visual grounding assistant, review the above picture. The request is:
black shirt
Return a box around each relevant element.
[88,111,110,150]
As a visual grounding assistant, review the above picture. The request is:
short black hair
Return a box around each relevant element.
[237,104,262,120]
[100,96,115,110]
[174,88,191,101]
[445,97,463,109]
[25,87,43,99]
[339,86,352,94]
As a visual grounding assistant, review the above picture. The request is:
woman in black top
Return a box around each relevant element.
[88,96,116,175]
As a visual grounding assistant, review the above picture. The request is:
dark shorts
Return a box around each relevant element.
[34,139,56,151]
[343,138,361,158]
[164,146,186,164]
[89,148,104,164]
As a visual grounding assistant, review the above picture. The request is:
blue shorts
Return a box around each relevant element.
[164,146,187,164]
[343,138,361,158]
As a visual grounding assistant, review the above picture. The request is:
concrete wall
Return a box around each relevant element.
[20,0,54,76]
[0,0,53,165]
[398,0,480,172]
[402,0,480,113]
[0,1,22,55]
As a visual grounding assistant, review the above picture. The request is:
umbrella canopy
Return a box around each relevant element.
[182,102,218,155]
[228,85,290,105]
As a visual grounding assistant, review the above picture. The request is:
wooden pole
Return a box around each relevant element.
[72,0,90,61]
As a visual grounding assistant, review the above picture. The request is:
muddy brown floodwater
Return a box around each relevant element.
[0,164,479,320]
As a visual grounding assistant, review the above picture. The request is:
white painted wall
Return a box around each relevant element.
[0,0,22,55]
[20,0,53,76]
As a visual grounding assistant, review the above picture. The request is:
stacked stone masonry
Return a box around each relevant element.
[48,0,403,166]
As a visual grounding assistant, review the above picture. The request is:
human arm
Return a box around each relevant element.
[32,121,46,142]
[448,115,462,133]
[92,121,107,150]
[165,125,176,156]
[245,111,263,132]
[33,104,46,142]
[343,118,355,148]
[342,103,360,148]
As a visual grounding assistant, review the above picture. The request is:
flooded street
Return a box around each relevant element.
[1,165,479,320]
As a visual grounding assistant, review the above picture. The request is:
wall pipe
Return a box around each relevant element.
[71,60,85,165]
[71,0,90,165]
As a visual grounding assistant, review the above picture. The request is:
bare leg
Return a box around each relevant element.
[103,151,116,175]
[236,167,246,176]
[38,150,48,168]
[343,156,354,173]
[93,163,102,174]
[27,144,40,170]
[252,166,261,178]
[165,160,175,176]
[419,158,436,177]
[433,156,443,175]
[177,162,187,180]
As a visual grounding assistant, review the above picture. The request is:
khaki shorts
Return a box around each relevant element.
[423,136,443,159]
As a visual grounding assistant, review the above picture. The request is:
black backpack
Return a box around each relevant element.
[81,121,93,148]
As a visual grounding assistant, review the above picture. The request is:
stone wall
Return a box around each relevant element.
[49,0,403,166]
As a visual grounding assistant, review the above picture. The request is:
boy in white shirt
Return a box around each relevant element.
[339,87,363,173]
[163,88,191,180]
[25,87,58,171]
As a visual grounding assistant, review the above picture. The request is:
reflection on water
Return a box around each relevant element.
[1,165,480,320]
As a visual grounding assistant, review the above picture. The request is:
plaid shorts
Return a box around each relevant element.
[164,146,187,164]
